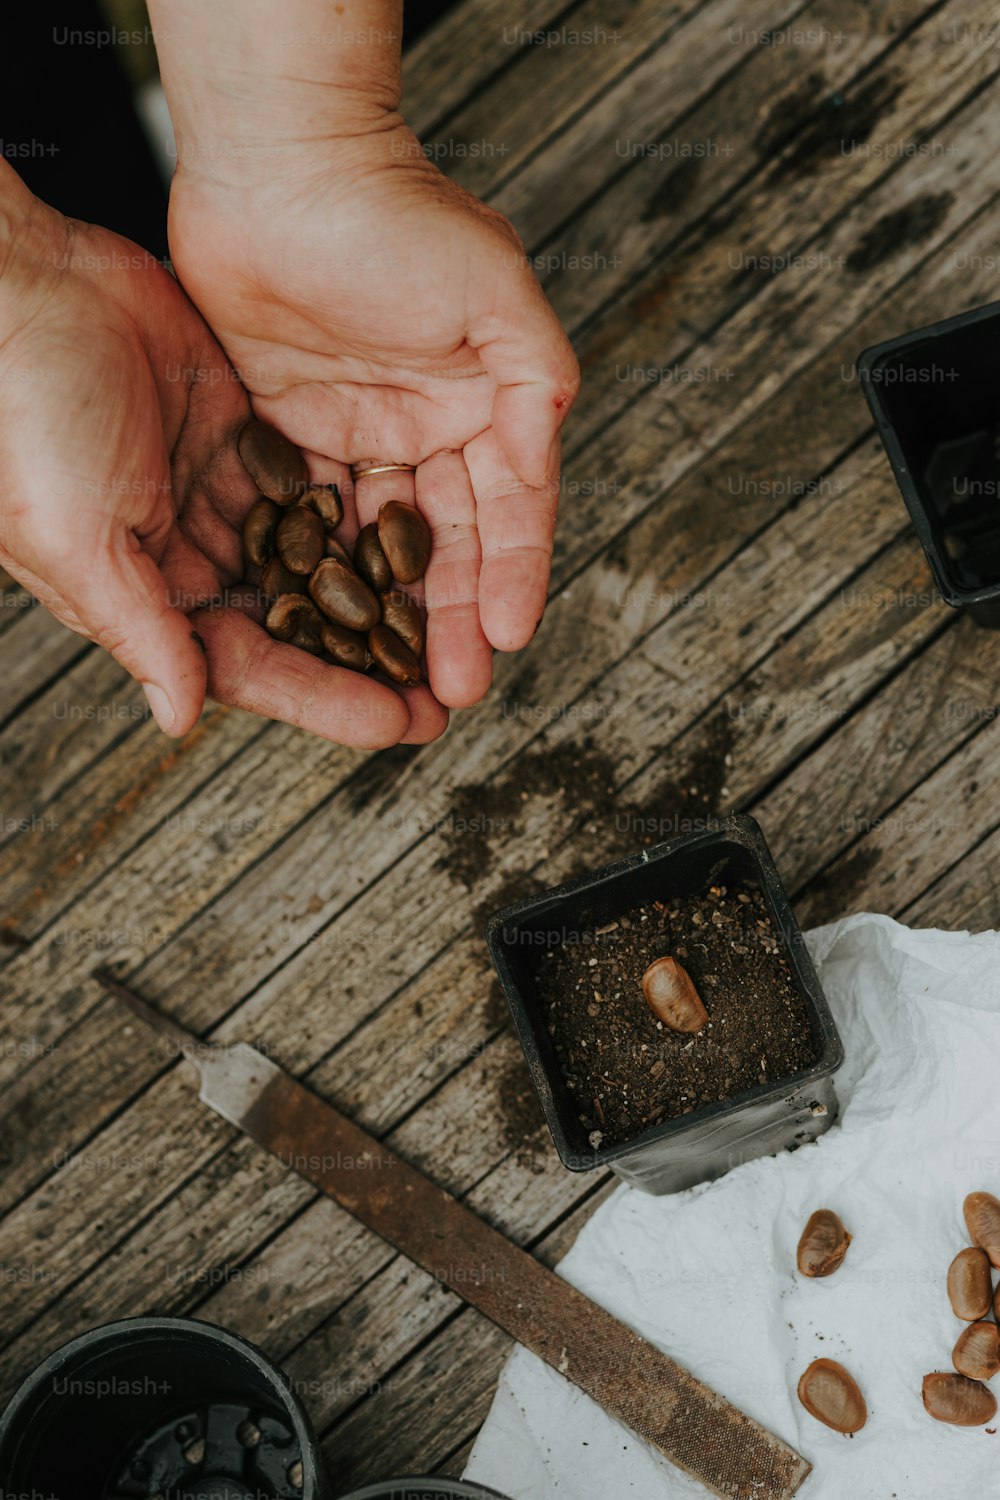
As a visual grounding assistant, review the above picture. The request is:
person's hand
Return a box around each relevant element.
[0,165,445,745]
[166,124,580,709]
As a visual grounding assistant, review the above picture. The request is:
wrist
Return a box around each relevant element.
[148,0,404,190]
[0,164,70,350]
[171,93,406,191]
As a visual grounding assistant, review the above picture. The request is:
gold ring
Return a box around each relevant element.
[351,462,417,478]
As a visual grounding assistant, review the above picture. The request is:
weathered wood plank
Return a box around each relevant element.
[1,8,1000,1476]
[0,659,153,841]
[7,138,1000,1302]
[0,611,88,730]
[404,0,580,137]
[1,0,995,984]
[754,614,1000,898]
[0,581,37,640]
[902,820,1000,930]
[321,1316,512,1489]
[527,0,997,331]
[0,459,947,1350]
[410,0,709,200]
[7,102,1000,1206]
[0,432,897,1201]
[0,1024,589,1401]
[0,702,282,966]
[793,716,1000,925]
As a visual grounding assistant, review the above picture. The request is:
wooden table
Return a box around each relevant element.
[2,0,999,1488]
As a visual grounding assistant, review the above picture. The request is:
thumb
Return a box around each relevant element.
[472,263,580,489]
[72,535,208,736]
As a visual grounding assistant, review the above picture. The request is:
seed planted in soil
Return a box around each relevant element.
[378,499,432,582]
[952,1321,1000,1382]
[797,1209,852,1278]
[797,1359,867,1433]
[540,884,818,1148]
[964,1192,1000,1268]
[947,1247,993,1321]
[237,418,309,503]
[923,1371,998,1426]
[641,957,707,1034]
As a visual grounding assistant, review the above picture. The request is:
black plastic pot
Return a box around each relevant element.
[487,814,844,1195]
[0,1316,333,1500]
[859,299,1000,627]
[340,1483,510,1499]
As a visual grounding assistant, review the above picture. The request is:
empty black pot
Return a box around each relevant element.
[340,1483,510,1499]
[859,299,1000,626]
[0,1316,333,1500]
[487,813,844,1195]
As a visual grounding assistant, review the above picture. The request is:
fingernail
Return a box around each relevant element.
[142,682,177,733]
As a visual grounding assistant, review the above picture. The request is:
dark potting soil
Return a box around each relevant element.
[539,881,819,1149]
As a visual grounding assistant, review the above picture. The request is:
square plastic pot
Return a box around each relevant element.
[486,813,844,1195]
[859,299,1000,627]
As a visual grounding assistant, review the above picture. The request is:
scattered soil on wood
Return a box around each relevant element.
[437,713,734,926]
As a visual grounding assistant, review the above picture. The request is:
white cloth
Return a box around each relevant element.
[465,915,1000,1500]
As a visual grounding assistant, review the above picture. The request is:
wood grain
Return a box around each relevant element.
[2,0,998,1485]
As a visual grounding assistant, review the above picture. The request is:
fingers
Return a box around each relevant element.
[352,466,417,538]
[470,264,580,489]
[465,428,561,652]
[397,681,450,744]
[69,536,208,736]
[192,606,412,748]
[416,451,492,708]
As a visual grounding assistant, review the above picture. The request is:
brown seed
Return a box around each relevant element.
[964,1192,1000,1268]
[237,419,309,504]
[379,590,423,656]
[291,620,324,655]
[242,498,280,568]
[324,534,352,565]
[355,523,393,592]
[947,1247,993,1321]
[797,1210,852,1279]
[276,505,325,575]
[922,1371,998,1426]
[640,957,707,1034]
[797,1359,866,1433]
[995,1281,1000,1324]
[369,623,420,685]
[321,623,373,673]
[953,1322,1000,1382]
[266,594,324,648]
[260,557,309,600]
[309,559,380,632]
[378,500,431,583]
[299,483,343,528]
